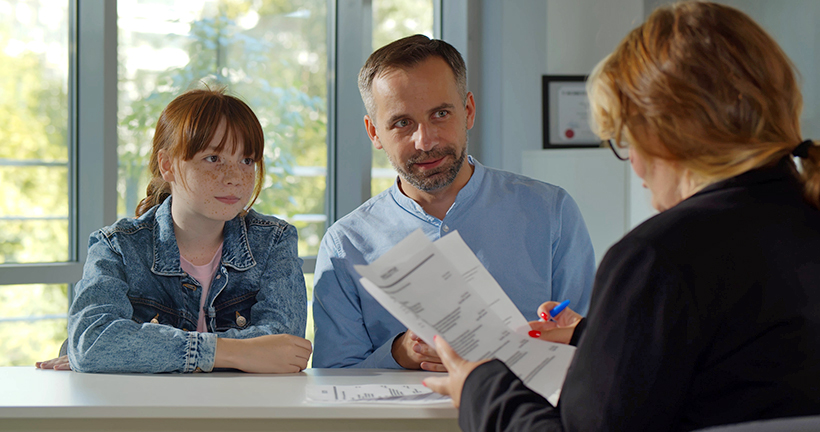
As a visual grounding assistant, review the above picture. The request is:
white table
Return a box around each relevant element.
[0,367,458,432]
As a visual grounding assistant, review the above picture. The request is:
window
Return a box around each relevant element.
[0,0,446,366]
[0,284,69,363]
[117,0,328,258]
[0,0,71,365]
[0,2,70,264]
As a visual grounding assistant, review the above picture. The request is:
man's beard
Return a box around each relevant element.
[389,144,467,193]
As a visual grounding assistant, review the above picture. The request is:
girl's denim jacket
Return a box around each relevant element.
[68,198,307,373]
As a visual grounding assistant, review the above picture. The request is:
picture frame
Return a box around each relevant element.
[542,75,600,149]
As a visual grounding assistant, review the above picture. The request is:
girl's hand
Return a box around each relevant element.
[215,334,312,373]
[423,336,488,408]
[527,301,583,345]
[35,355,72,371]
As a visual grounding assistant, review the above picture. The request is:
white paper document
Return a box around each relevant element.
[305,384,451,404]
[354,230,576,406]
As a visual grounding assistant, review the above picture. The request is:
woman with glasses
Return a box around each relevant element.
[424,2,820,431]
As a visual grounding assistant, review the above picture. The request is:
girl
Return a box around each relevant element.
[37,88,311,373]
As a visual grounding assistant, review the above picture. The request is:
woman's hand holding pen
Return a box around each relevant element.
[527,300,583,345]
[215,334,312,373]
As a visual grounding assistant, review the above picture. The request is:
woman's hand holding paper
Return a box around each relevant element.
[423,336,489,408]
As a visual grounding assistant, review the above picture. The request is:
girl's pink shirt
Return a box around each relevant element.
[180,243,223,333]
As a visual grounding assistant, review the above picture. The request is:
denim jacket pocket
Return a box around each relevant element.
[129,296,197,331]
[213,290,258,331]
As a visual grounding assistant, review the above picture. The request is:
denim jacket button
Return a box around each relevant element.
[235,312,247,327]
[150,314,159,324]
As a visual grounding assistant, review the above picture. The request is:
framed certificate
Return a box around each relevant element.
[542,75,600,148]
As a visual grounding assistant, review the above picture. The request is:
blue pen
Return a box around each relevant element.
[545,300,570,322]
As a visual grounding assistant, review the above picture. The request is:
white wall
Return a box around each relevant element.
[471,0,548,174]
[475,0,820,173]
[474,0,820,261]
[546,0,657,243]
[479,1,650,263]
[546,0,643,75]
[473,0,642,168]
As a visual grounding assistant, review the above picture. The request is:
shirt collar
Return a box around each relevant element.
[388,155,485,221]
[220,211,256,271]
[151,197,255,275]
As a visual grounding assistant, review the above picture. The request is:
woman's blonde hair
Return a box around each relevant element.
[135,87,265,216]
[588,1,820,208]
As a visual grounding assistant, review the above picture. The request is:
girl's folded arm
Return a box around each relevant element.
[69,231,216,374]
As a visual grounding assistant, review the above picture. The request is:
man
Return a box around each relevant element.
[312,35,595,371]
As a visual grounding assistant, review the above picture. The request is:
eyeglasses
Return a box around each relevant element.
[604,139,629,161]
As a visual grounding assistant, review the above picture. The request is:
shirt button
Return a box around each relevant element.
[442,225,450,232]
[215,275,221,279]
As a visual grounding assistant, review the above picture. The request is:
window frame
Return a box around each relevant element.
[0,0,117,304]
[0,0,468,302]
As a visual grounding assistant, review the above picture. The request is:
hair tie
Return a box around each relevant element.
[792,140,814,159]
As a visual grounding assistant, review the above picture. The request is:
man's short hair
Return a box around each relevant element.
[358,34,467,120]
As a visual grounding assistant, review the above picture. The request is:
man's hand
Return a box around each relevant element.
[527,301,583,344]
[36,355,71,371]
[391,330,446,372]
[423,336,488,408]
[215,334,312,373]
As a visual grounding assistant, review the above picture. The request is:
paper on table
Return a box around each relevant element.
[305,384,451,404]
[354,229,575,406]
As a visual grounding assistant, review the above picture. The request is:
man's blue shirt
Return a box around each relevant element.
[312,157,595,369]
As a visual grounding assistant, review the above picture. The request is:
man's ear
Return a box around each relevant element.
[157,149,175,183]
[364,115,383,150]
[464,91,476,131]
